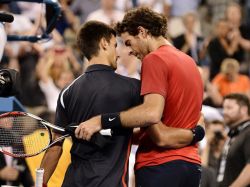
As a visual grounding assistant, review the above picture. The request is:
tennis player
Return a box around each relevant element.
[41,20,202,187]
[76,7,204,187]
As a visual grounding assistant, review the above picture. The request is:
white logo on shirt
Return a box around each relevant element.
[109,117,116,121]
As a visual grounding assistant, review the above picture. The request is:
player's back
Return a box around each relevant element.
[57,64,141,187]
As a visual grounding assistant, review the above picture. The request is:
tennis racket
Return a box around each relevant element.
[0,111,111,158]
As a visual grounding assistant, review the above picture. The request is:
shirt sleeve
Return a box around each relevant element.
[54,91,69,134]
[131,79,143,106]
[141,54,168,98]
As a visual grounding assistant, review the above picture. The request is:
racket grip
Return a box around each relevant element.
[65,125,111,148]
[35,168,44,187]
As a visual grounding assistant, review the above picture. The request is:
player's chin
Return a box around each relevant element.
[130,51,142,60]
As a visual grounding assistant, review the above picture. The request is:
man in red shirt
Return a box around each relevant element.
[75,7,204,187]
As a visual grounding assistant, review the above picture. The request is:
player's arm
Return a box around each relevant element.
[75,93,164,140]
[76,93,204,145]
[146,123,193,148]
[147,112,205,148]
[229,133,250,187]
[97,93,164,131]
[146,113,205,149]
[40,132,63,185]
[229,164,250,187]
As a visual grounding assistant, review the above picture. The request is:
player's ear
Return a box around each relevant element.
[137,26,148,38]
[100,37,108,50]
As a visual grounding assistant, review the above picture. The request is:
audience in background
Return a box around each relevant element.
[217,93,250,187]
[172,12,205,65]
[208,18,243,80]
[212,58,250,106]
[0,151,34,187]
[86,0,124,26]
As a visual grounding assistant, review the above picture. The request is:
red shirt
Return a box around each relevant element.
[135,45,203,170]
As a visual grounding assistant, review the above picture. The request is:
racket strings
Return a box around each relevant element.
[0,115,50,157]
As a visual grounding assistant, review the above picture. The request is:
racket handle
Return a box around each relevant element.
[35,168,44,187]
[64,124,77,135]
[65,125,111,148]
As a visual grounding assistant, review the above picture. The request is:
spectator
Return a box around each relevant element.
[212,58,250,105]
[86,0,124,26]
[217,93,250,187]
[70,0,101,23]
[208,19,242,80]
[225,2,250,74]
[167,0,201,37]
[137,0,171,16]
[0,151,34,187]
[173,12,205,65]
[37,44,80,112]
[225,2,250,50]
[201,120,226,170]
[56,0,80,36]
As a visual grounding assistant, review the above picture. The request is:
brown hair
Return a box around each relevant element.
[77,21,116,60]
[224,93,250,115]
[115,7,168,38]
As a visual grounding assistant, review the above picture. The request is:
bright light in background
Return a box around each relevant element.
[0,23,7,61]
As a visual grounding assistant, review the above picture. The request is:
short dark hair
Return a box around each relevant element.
[115,7,168,38]
[224,93,250,115]
[77,21,116,60]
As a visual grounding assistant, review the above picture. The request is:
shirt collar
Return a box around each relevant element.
[85,64,115,73]
[228,119,250,137]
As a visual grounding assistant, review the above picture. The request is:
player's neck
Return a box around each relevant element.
[148,36,171,52]
[89,56,111,67]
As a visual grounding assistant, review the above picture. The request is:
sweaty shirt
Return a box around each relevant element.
[136,45,203,170]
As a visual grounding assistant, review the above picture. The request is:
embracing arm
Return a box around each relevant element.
[75,93,164,140]
[75,93,205,146]
[146,122,193,148]
[40,133,63,185]
[147,113,205,148]
[120,93,164,128]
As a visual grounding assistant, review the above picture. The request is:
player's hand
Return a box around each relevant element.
[0,166,19,181]
[75,116,102,141]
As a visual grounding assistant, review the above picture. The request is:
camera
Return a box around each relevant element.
[0,0,61,97]
[214,131,224,140]
[0,69,20,97]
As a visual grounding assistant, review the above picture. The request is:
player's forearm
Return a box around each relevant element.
[119,96,164,129]
[101,94,164,129]
[229,164,250,187]
[40,145,63,184]
[146,123,193,148]
[120,106,160,128]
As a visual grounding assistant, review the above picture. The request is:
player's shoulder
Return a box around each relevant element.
[113,73,140,84]
[112,73,141,92]
[58,74,84,100]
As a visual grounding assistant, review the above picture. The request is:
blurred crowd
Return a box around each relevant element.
[1,0,250,187]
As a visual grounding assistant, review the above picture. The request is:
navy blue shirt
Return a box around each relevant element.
[56,64,141,187]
